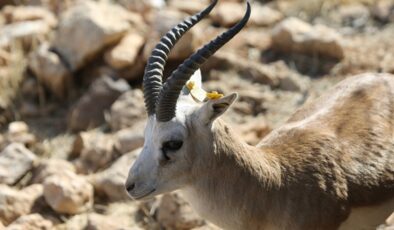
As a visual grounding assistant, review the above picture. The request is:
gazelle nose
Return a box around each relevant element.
[126,182,135,192]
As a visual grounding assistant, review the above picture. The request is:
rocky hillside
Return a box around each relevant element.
[0,0,393,229]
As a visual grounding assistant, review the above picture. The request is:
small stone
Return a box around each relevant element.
[31,158,76,184]
[29,43,71,99]
[2,5,57,28]
[68,75,130,132]
[86,213,125,230]
[0,184,43,225]
[72,131,115,173]
[90,148,140,201]
[104,32,145,70]
[271,17,345,59]
[0,143,36,185]
[5,214,52,230]
[109,89,146,131]
[53,0,139,71]
[156,193,205,229]
[387,212,394,225]
[43,171,94,214]
[8,121,28,135]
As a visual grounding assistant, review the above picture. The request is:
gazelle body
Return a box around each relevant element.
[125,1,394,229]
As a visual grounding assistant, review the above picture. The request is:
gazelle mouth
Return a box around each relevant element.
[131,188,156,200]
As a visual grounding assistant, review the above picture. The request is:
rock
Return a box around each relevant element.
[387,212,394,225]
[114,127,145,154]
[72,131,115,173]
[8,121,28,134]
[52,0,140,71]
[210,51,280,87]
[68,75,130,132]
[2,5,57,28]
[109,89,146,131]
[144,9,203,61]
[338,4,370,28]
[28,43,72,99]
[156,193,205,229]
[104,32,145,70]
[250,5,283,27]
[211,2,244,27]
[90,148,140,201]
[0,21,51,49]
[5,214,52,230]
[43,170,93,214]
[0,184,43,225]
[0,143,36,185]
[86,213,126,230]
[168,0,208,15]
[31,158,76,184]
[271,17,345,59]
[371,1,394,23]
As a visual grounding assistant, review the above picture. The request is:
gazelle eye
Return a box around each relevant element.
[162,140,183,160]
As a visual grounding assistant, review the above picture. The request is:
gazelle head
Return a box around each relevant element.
[125,0,250,200]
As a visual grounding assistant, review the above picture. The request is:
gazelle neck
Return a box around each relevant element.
[180,120,282,229]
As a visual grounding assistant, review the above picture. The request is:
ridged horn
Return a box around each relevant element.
[143,0,218,116]
[156,2,251,122]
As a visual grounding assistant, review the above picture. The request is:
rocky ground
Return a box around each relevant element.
[0,0,394,229]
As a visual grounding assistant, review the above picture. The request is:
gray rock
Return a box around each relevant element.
[0,143,36,185]
[68,75,130,132]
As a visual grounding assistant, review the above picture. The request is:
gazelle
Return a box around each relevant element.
[125,1,394,229]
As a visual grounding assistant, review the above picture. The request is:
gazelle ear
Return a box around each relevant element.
[198,93,238,125]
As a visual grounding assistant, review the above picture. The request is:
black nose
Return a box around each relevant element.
[126,182,135,192]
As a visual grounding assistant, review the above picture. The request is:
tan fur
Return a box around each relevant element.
[182,73,394,230]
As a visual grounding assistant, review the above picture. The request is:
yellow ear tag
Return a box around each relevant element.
[186,80,207,102]
[206,91,224,100]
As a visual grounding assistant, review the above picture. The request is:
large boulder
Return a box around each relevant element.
[104,32,145,70]
[52,0,142,71]
[31,158,76,184]
[28,43,71,99]
[0,184,43,225]
[68,75,130,132]
[0,143,36,185]
[271,17,345,59]
[109,89,146,131]
[43,171,94,215]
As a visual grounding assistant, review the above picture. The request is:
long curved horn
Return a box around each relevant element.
[143,0,218,116]
[156,2,251,122]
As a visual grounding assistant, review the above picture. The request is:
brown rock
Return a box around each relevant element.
[114,127,145,154]
[52,0,139,71]
[2,5,57,28]
[211,2,244,27]
[90,148,140,201]
[271,17,345,59]
[43,171,94,214]
[29,43,72,99]
[104,32,145,70]
[387,212,394,225]
[68,75,130,132]
[168,0,209,15]
[5,214,52,230]
[0,143,36,185]
[72,131,115,173]
[109,89,146,131]
[156,193,205,229]
[31,158,76,184]
[86,213,125,230]
[0,184,43,225]
[249,5,283,27]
